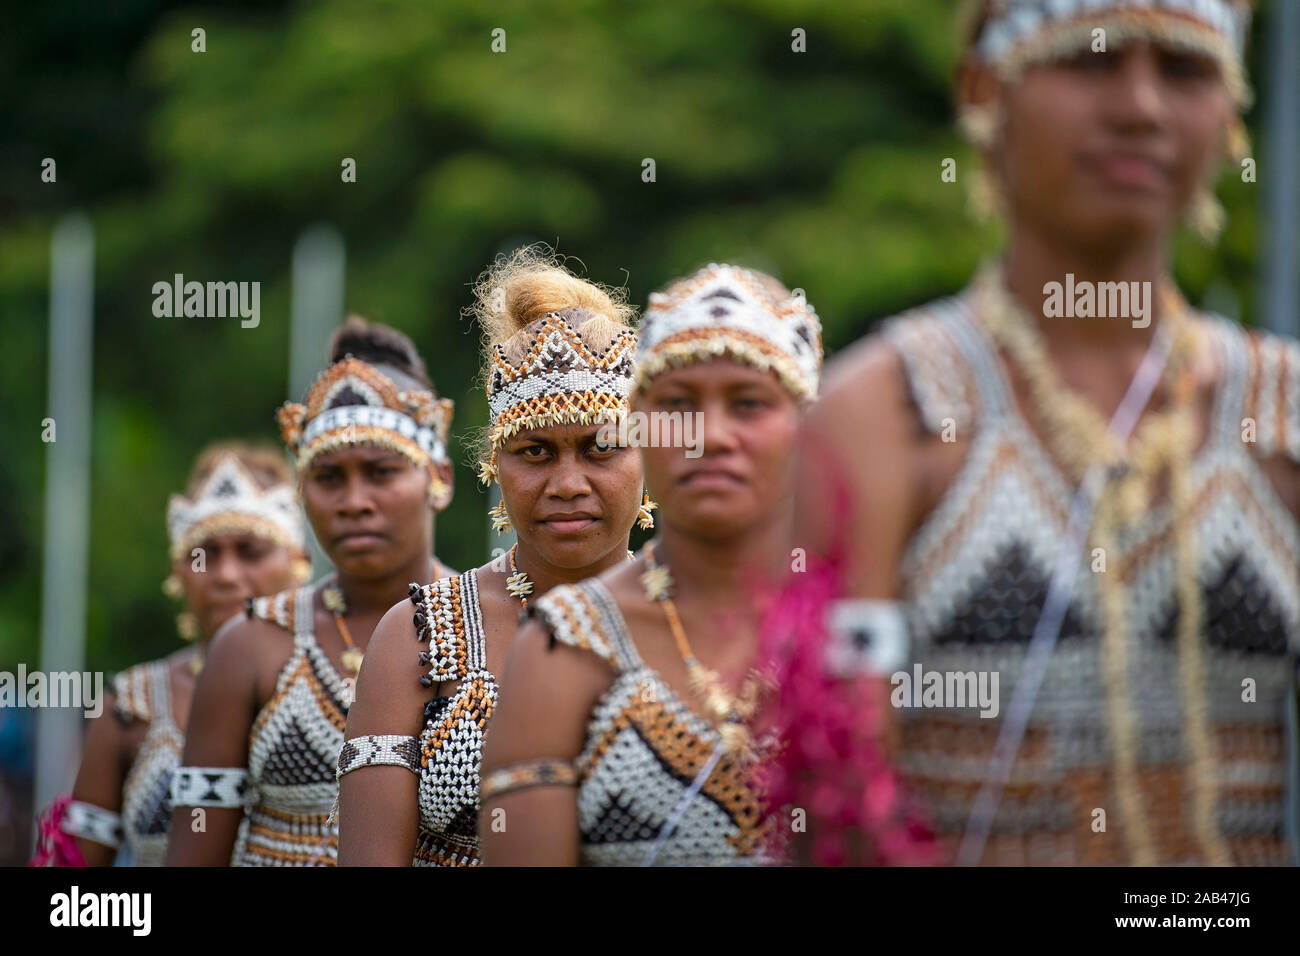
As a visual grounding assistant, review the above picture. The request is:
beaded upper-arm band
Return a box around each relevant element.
[824,599,910,676]
[169,767,250,808]
[63,799,125,849]
[336,734,421,780]
[480,758,578,802]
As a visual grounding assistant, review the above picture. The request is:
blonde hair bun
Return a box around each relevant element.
[468,244,636,369]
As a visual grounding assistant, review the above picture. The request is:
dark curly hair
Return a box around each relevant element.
[326,314,435,394]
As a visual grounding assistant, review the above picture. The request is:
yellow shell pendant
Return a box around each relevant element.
[341,647,364,674]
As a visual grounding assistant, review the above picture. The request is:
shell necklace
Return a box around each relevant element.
[640,539,769,759]
[322,562,447,674]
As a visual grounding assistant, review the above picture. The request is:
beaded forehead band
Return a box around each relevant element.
[973,0,1253,107]
[278,357,454,474]
[636,263,823,404]
[478,309,637,483]
[166,454,305,561]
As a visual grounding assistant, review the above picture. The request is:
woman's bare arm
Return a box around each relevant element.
[336,601,425,866]
[164,619,266,865]
[478,620,612,866]
[67,693,134,865]
[795,338,925,599]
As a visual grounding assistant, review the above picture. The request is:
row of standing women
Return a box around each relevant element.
[33,0,1300,867]
[36,246,824,866]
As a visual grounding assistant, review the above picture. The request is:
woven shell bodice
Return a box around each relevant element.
[532,578,776,866]
[114,659,185,867]
[882,293,1300,865]
[238,584,349,866]
[406,570,499,867]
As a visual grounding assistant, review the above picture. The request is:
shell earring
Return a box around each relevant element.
[636,491,657,531]
[162,574,183,600]
[1226,115,1251,166]
[426,467,452,509]
[956,103,1005,225]
[967,164,1005,224]
[1186,183,1225,245]
[957,104,998,150]
[291,557,312,583]
[490,499,513,533]
[176,612,200,643]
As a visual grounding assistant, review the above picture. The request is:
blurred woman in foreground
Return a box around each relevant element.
[785,0,1299,865]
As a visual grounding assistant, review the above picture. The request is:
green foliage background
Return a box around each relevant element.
[0,1,1278,674]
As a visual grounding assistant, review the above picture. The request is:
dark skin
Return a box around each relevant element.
[337,422,642,865]
[480,360,801,866]
[790,41,1300,860]
[69,532,298,865]
[165,445,452,865]
[801,40,1298,607]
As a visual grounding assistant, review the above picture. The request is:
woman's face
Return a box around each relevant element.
[175,532,298,639]
[301,445,434,578]
[987,40,1231,247]
[635,358,801,541]
[496,422,643,569]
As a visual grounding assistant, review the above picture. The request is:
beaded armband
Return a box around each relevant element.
[824,599,910,676]
[63,800,125,849]
[169,767,250,808]
[336,734,421,779]
[480,759,578,802]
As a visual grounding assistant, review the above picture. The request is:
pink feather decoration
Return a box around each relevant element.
[757,447,936,866]
[30,794,89,867]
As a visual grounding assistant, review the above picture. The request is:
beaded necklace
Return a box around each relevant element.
[321,584,364,674]
[505,545,534,606]
[973,262,1227,865]
[505,544,637,609]
[322,561,446,675]
[640,539,770,760]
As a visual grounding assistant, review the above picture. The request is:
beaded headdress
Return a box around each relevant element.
[971,0,1253,107]
[477,309,638,483]
[278,357,454,476]
[166,454,305,561]
[636,264,823,403]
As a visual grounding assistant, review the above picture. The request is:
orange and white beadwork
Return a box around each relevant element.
[278,357,454,474]
[165,453,304,561]
[478,310,637,484]
[636,263,823,404]
[974,0,1253,108]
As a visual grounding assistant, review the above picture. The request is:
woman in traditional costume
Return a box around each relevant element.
[166,317,455,865]
[784,0,1299,865]
[32,444,306,866]
[336,246,648,866]
[479,263,824,865]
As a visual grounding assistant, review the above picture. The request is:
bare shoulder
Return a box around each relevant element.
[203,614,293,704]
[361,595,420,672]
[82,685,135,767]
[811,332,917,450]
[346,595,426,737]
[208,614,288,665]
[483,614,614,769]
[507,616,614,690]
[800,330,920,494]
[796,327,937,593]
[821,331,909,405]
[494,577,624,732]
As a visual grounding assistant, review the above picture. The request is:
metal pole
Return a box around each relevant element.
[1261,0,1299,337]
[289,224,346,575]
[34,213,95,816]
